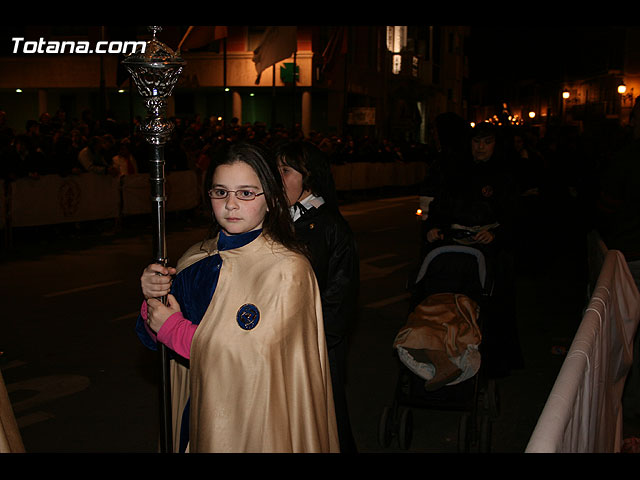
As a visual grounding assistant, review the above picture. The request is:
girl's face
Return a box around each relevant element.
[277,159,308,206]
[211,161,268,235]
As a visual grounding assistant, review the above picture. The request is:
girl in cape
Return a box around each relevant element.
[136,141,339,453]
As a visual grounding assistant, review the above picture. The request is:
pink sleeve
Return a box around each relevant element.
[156,311,197,360]
[140,301,158,342]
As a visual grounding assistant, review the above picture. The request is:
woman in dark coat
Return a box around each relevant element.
[276,141,360,453]
[421,122,523,378]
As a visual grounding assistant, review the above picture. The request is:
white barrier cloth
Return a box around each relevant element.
[6,171,201,228]
[9,173,120,227]
[525,250,640,452]
[121,171,200,215]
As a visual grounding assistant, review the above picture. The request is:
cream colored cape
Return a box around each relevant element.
[0,370,25,453]
[169,233,339,453]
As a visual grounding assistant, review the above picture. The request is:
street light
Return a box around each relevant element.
[618,81,634,110]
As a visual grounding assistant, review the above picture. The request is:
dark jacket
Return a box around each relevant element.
[294,203,359,349]
[423,154,518,254]
[595,138,640,261]
[294,202,360,453]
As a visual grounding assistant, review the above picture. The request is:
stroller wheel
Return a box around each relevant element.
[397,407,413,450]
[457,412,471,453]
[479,378,499,420]
[378,406,394,448]
[487,379,500,420]
[479,414,492,453]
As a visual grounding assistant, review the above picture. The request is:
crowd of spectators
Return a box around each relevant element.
[1,105,637,215]
[0,108,432,184]
[2,105,636,250]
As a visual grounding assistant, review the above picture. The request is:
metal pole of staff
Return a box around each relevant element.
[122,26,185,453]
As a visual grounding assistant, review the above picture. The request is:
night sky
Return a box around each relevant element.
[468,26,626,84]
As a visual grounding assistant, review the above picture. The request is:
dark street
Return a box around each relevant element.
[0,192,589,453]
[2,25,640,461]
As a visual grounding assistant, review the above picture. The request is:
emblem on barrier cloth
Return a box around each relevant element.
[58,178,82,217]
[237,303,260,330]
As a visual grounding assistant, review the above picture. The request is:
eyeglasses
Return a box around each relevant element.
[208,188,265,201]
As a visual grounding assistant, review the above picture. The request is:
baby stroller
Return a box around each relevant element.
[378,239,499,452]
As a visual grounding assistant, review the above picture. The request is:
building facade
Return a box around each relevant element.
[0,25,470,145]
[467,27,640,137]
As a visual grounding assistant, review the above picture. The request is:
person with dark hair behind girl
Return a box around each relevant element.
[137,141,339,453]
[276,141,360,453]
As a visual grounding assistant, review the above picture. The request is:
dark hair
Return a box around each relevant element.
[471,121,497,140]
[274,140,339,210]
[204,141,307,256]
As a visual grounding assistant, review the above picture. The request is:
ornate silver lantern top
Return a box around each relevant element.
[121,26,185,454]
[122,26,186,144]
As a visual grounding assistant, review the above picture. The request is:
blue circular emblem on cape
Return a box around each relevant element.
[236,304,260,330]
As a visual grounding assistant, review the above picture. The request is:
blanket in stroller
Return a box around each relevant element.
[393,292,482,391]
